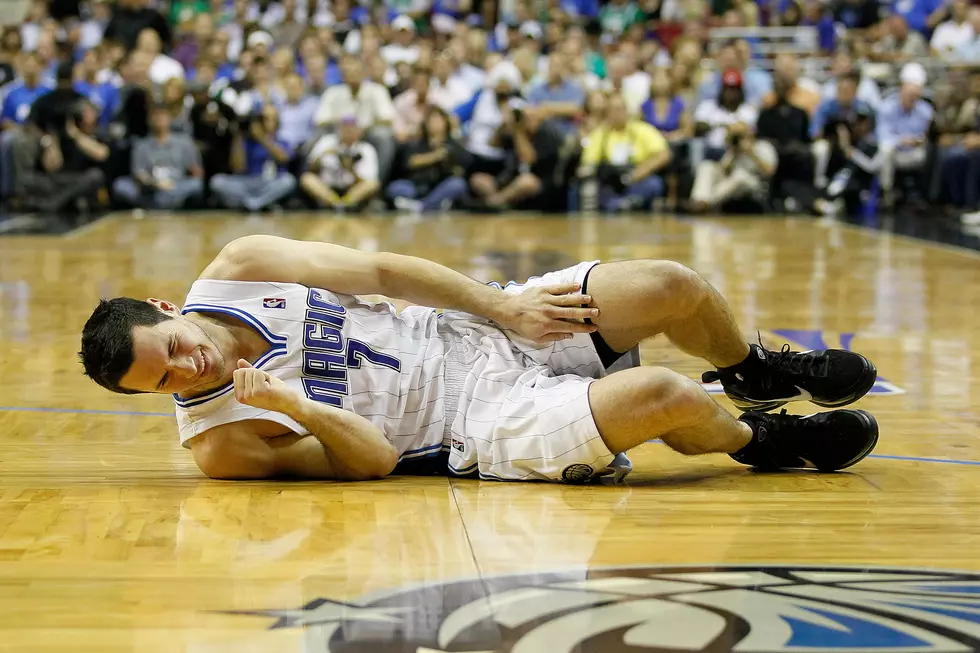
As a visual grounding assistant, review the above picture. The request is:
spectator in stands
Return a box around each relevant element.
[74,49,120,127]
[302,54,334,98]
[114,50,154,140]
[456,60,523,197]
[689,121,778,213]
[932,80,980,210]
[161,78,192,135]
[301,116,382,212]
[602,54,648,115]
[0,28,20,89]
[1,53,51,130]
[814,106,882,216]
[104,0,171,52]
[470,102,569,211]
[886,0,943,34]
[953,7,980,62]
[188,79,237,185]
[526,53,587,134]
[393,66,432,143]
[871,15,928,65]
[210,104,296,212]
[694,69,758,161]
[429,50,471,112]
[697,42,771,108]
[387,106,469,213]
[579,94,671,211]
[877,63,933,207]
[136,27,184,86]
[812,72,873,186]
[757,72,815,211]
[10,98,107,215]
[170,12,214,73]
[821,51,882,110]
[315,54,397,182]
[112,101,205,209]
[830,0,881,33]
[931,0,973,60]
[276,73,317,153]
[383,15,422,65]
[763,53,821,117]
[268,0,306,51]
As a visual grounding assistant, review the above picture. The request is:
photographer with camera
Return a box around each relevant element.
[387,106,469,213]
[301,115,381,212]
[689,121,777,213]
[112,101,205,210]
[578,94,672,212]
[813,108,882,217]
[9,62,107,216]
[209,104,297,212]
[469,101,570,212]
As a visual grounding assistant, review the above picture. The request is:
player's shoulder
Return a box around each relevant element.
[198,234,286,282]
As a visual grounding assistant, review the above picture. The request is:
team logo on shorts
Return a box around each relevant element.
[222,565,980,652]
[560,463,594,483]
[263,297,286,309]
[450,438,465,453]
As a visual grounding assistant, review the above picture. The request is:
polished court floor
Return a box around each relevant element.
[1,211,979,653]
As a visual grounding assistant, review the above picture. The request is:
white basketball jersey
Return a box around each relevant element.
[173,279,448,463]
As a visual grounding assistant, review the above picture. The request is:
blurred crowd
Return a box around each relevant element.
[2,0,980,224]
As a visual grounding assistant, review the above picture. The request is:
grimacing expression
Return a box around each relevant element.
[119,309,226,394]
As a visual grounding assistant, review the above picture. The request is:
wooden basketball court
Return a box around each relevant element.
[1,211,978,653]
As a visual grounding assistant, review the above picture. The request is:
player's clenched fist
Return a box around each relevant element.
[233,358,299,413]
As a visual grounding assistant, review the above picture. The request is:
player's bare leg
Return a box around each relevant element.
[588,367,752,456]
[588,367,879,472]
[582,260,878,412]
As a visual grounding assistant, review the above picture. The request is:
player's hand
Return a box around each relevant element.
[498,282,600,344]
[233,359,299,414]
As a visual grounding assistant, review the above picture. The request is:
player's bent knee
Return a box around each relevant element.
[635,260,706,316]
[634,367,711,427]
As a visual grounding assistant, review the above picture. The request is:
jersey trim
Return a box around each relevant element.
[172,304,289,409]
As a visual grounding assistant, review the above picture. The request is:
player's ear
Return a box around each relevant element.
[147,298,180,315]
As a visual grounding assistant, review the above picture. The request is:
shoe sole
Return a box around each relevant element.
[820,409,880,471]
[728,356,879,413]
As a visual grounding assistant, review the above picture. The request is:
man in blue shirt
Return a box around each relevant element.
[876,62,934,206]
[209,104,297,212]
[526,53,586,135]
[0,53,52,129]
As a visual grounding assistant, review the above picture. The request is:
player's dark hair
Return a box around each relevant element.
[78,298,173,394]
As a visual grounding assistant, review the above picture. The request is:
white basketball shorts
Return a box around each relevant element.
[438,260,640,483]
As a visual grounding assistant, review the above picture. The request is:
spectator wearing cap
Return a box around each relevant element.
[103,0,171,52]
[579,94,672,212]
[382,15,421,65]
[876,62,934,207]
[526,52,587,135]
[112,101,205,209]
[693,69,758,161]
[210,104,297,211]
[302,115,381,211]
[387,105,469,212]
[697,42,771,108]
[315,53,397,182]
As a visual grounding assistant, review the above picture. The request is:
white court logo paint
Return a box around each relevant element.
[223,565,980,652]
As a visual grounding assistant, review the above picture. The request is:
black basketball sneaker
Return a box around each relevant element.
[701,340,878,412]
[732,409,879,472]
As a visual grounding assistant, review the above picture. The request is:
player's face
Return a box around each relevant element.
[119,309,225,395]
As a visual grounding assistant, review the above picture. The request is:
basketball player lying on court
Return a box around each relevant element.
[79,235,880,483]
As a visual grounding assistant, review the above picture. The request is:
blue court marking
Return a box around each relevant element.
[0,406,172,417]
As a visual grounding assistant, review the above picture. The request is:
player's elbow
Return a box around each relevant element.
[345,445,399,481]
[190,435,275,480]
